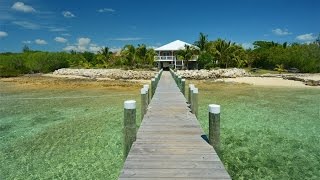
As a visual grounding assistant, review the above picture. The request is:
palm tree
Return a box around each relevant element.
[98,47,113,63]
[136,44,147,64]
[194,32,208,51]
[214,39,244,68]
[121,45,136,66]
[274,64,286,74]
[177,45,198,69]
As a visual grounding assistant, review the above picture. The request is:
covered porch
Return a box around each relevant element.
[154,40,198,70]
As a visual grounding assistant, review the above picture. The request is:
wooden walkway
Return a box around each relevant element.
[119,71,231,179]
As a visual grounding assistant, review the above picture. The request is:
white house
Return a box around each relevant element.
[154,40,199,69]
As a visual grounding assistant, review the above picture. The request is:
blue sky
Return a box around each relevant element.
[0,0,319,52]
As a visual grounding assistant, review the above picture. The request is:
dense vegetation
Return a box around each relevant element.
[195,33,320,72]
[0,45,156,77]
[1,33,319,77]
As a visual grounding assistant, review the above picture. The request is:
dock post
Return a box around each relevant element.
[192,88,198,117]
[178,76,182,90]
[123,100,136,161]
[188,84,194,104]
[143,84,150,104]
[140,88,147,121]
[181,79,186,96]
[209,104,220,155]
[151,78,156,98]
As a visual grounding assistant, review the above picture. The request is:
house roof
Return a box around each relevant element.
[155,40,199,51]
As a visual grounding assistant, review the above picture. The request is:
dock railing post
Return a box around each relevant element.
[188,84,194,104]
[151,78,156,98]
[143,84,150,104]
[140,88,147,122]
[123,100,136,161]
[178,75,182,90]
[209,104,220,155]
[181,79,186,97]
[192,88,198,117]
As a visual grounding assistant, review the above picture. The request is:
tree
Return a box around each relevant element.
[145,48,156,65]
[177,45,199,69]
[121,45,136,66]
[315,33,320,46]
[95,47,113,67]
[22,45,30,53]
[274,64,286,74]
[194,32,208,51]
[136,44,147,64]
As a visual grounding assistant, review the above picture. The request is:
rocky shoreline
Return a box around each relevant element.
[175,68,250,79]
[52,68,320,86]
[53,68,156,80]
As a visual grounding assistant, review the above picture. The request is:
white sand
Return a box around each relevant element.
[219,77,320,88]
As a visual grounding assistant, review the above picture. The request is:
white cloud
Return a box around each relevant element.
[98,8,115,13]
[78,38,91,46]
[12,2,35,13]
[62,11,75,18]
[109,47,122,52]
[296,33,316,42]
[12,21,40,30]
[272,28,292,36]
[63,37,104,53]
[110,37,143,41]
[0,31,8,38]
[22,40,32,44]
[241,42,254,50]
[49,27,67,32]
[89,45,101,53]
[35,39,47,45]
[61,33,71,36]
[63,45,77,51]
[54,37,68,43]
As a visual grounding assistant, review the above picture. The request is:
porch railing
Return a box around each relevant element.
[154,56,176,61]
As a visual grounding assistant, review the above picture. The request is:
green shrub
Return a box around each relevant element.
[0,54,26,77]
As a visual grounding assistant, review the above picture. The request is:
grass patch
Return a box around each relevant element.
[0,77,142,179]
[190,81,320,179]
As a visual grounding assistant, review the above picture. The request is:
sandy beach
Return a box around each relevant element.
[219,77,320,88]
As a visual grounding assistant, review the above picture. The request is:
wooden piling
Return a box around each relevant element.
[143,84,150,104]
[209,104,220,155]
[140,88,147,122]
[188,84,194,104]
[192,88,198,117]
[151,78,156,98]
[181,79,186,96]
[123,100,136,161]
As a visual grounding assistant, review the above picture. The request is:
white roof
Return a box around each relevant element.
[155,40,199,51]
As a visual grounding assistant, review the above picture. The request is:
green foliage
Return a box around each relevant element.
[194,32,208,51]
[198,52,214,69]
[252,42,320,72]
[177,45,199,69]
[0,54,26,77]
[274,64,286,73]
[24,52,69,73]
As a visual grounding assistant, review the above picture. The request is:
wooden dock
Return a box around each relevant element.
[119,71,231,179]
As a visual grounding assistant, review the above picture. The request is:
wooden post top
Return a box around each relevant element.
[124,100,136,109]
[209,104,220,114]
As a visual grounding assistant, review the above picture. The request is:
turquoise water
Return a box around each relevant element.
[0,81,141,179]
[196,83,320,179]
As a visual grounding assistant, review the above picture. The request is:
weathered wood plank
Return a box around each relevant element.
[124,160,225,169]
[120,168,230,178]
